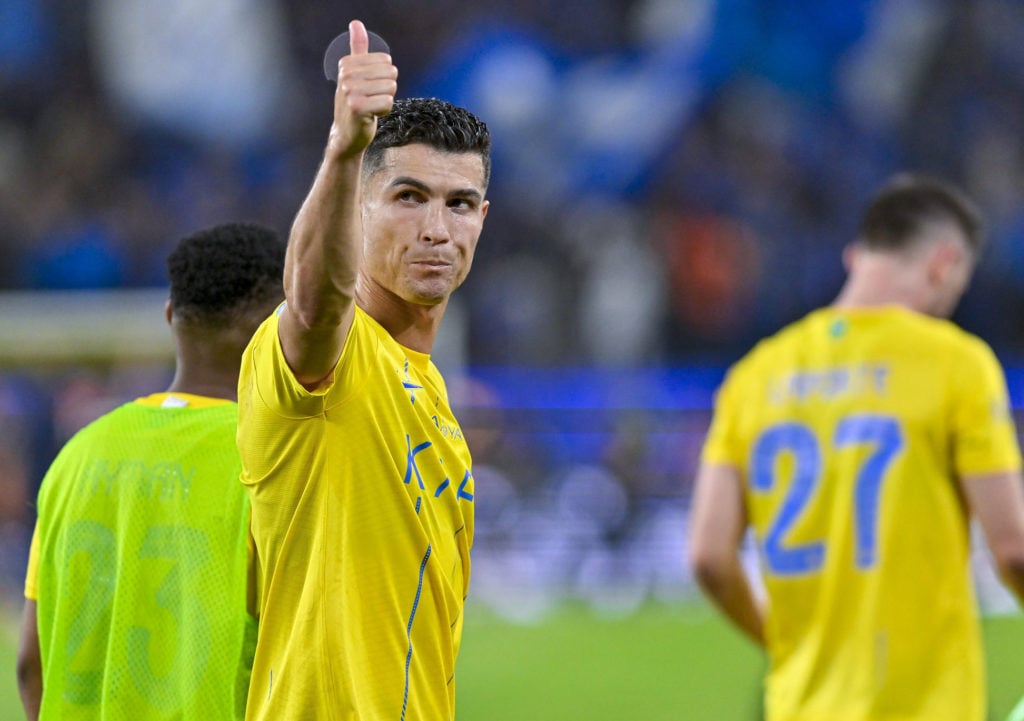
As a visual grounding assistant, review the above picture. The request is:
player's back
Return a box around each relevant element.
[710,305,1019,721]
[31,394,255,720]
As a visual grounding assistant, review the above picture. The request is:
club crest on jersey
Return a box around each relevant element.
[397,358,424,404]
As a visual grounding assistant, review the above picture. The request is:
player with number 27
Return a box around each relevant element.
[689,175,1024,721]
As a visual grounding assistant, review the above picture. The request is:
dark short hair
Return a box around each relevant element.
[167,222,285,327]
[363,97,491,188]
[858,174,984,254]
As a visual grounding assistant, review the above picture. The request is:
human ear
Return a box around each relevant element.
[926,239,962,287]
[841,244,857,273]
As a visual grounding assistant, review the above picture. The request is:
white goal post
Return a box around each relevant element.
[0,289,174,366]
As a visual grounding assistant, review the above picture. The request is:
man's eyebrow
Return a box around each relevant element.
[388,176,483,201]
[388,176,430,193]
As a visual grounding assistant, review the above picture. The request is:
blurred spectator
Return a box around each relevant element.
[3,0,1024,355]
[89,0,296,148]
[0,0,54,95]
[659,211,761,352]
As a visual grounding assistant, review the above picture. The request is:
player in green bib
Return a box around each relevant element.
[16,223,285,720]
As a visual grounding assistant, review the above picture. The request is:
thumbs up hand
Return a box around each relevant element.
[329,20,397,158]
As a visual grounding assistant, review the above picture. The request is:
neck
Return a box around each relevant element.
[167,338,242,402]
[355,281,446,354]
[832,256,927,314]
[165,367,239,402]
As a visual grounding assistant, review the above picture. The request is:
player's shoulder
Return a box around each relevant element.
[245,303,285,351]
[42,401,134,472]
[749,306,988,353]
[713,326,790,401]
[66,401,137,438]
[892,307,975,341]
[258,301,379,349]
[895,310,997,363]
[727,309,825,376]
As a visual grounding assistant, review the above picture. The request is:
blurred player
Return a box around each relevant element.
[236,19,489,721]
[689,175,1024,721]
[16,223,285,720]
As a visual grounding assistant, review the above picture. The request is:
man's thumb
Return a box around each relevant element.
[349,19,368,55]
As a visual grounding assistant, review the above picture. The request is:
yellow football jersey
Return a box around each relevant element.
[238,305,474,721]
[702,305,1021,721]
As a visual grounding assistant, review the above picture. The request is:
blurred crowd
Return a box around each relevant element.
[3,0,1024,360]
[2,0,1024,612]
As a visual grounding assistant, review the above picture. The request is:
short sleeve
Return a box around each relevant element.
[701,365,747,467]
[242,306,379,421]
[243,310,334,420]
[950,337,1022,478]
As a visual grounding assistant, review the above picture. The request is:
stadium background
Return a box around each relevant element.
[1,0,1024,718]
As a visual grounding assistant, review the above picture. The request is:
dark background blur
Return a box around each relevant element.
[1,0,1023,615]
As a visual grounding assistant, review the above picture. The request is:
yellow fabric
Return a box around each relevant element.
[24,524,39,600]
[134,392,234,408]
[239,306,474,721]
[703,306,1021,721]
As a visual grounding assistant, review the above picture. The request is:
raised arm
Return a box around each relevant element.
[279,20,397,388]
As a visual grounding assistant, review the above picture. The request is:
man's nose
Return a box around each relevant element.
[421,202,450,244]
